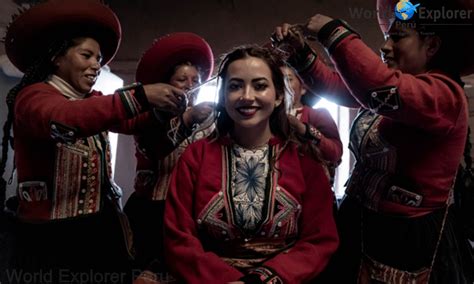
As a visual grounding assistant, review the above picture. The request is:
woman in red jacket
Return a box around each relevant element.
[1,1,186,283]
[124,32,215,282]
[164,45,338,284]
[273,0,473,282]
[281,65,342,177]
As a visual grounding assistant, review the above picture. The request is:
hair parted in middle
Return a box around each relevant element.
[214,45,291,141]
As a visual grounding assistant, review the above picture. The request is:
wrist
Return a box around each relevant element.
[318,19,360,53]
[287,43,317,72]
[117,82,149,117]
[304,123,322,145]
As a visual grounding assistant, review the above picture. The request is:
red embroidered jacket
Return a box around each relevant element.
[13,82,160,222]
[300,34,468,217]
[164,137,339,283]
[298,105,343,163]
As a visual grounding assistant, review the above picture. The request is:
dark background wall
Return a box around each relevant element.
[106,0,385,83]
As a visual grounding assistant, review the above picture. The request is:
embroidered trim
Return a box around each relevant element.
[318,19,360,53]
[367,86,401,113]
[117,83,148,117]
[386,185,423,207]
[346,111,398,211]
[18,181,48,202]
[50,121,78,144]
[247,266,283,284]
[51,136,102,219]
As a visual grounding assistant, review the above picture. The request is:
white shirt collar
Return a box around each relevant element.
[46,75,87,100]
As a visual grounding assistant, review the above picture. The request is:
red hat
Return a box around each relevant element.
[377,0,474,75]
[4,0,121,73]
[136,32,214,84]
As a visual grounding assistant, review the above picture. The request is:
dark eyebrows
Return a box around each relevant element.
[227,77,269,82]
[252,77,270,83]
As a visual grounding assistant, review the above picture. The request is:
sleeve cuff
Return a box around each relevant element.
[287,43,317,73]
[318,19,360,53]
[301,123,322,145]
[117,82,149,118]
[239,266,283,284]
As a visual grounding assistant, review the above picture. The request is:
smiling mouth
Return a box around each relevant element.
[84,74,97,83]
[236,106,259,116]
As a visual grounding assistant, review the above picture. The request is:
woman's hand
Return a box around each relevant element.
[143,83,186,116]
[288,114,306,136]
[182,101,216,127]
[305,14,334,36]
[273,23,306,52]
[273,13,334,42]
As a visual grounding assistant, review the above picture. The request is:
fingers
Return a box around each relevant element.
[143,83,186,115]
[274,23,293,42]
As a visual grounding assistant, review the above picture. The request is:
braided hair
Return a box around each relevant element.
[0,39,73,212]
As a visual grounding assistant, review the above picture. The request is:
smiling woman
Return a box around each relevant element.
[0,1,192,283]
[163,45,338,284]
[53,37,103,94]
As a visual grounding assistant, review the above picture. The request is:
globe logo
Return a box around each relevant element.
[394,0,421,20]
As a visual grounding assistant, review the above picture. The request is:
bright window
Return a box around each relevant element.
[313,98,350,198]
[93,66,124,178]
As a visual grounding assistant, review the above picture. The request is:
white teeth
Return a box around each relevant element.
[238,107,257,114]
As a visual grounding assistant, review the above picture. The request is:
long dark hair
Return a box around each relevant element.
[0,37,81,211]
[214,45,291,141]
[213,45,326,173]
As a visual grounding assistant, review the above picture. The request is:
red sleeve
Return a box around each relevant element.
[302,58,361,108]
[164,143,244,283]
[328,34,467,135]
[307,107,343,163]
[262,155,339,282]
[14,83,149,139]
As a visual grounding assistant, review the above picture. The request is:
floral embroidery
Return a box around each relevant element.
[232,144,269,232]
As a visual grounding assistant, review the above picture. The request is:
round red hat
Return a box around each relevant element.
[377,0,474,75]
[4,0,121,73]
[136,32,214,84]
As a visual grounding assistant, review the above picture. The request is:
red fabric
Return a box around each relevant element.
[13,82,156,220]
[301,35,468,217]
[164,137,339,283]
[298,106,343,163]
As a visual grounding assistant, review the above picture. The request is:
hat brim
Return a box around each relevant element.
[136,32,214,84]
[5,0,121,73]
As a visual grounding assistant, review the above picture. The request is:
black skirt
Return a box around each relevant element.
[323,195,472,284]
[5,198,133,284]
[123,192,166,271]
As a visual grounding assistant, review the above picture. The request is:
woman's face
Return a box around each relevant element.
[380,25,431,75]
[281,66,306,106]
[223,56,281,133]
[169,64,200,105]
[169,65,200,90]
[54,37,102,93]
